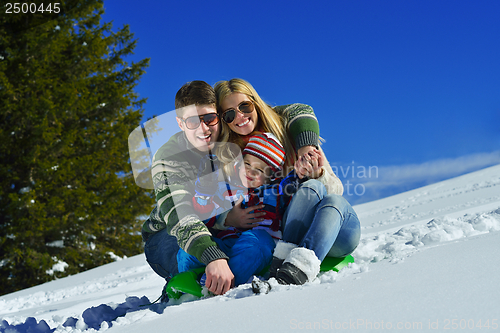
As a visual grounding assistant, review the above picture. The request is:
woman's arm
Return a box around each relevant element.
[273,103,320,151]
[273,104,343,195]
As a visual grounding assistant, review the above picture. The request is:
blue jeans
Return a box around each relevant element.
[282,179,361,261]
[144,228,180,280]
[177,229,276,286]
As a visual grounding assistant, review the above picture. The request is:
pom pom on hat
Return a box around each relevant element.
[243,133,285,172]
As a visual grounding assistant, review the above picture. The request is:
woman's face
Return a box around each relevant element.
[220,92,259,136]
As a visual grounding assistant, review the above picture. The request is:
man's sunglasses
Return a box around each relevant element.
[180,113,220,130]
[221,101,255,124]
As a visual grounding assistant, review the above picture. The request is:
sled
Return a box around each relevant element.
[320,254,354,272]
[165,255,354,300]
[164,267,205,300]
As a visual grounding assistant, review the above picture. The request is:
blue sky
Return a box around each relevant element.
[104,0,500,204]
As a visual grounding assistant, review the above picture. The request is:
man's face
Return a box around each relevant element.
[176,105,220,152]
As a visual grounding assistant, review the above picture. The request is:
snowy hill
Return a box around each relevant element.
[2,164,500,333]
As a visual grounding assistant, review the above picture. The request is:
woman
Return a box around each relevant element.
[215,79,341,190]
[214,78,360,285]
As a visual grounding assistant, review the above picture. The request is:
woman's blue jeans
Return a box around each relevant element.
[177,229,275,286]
[281,179,361,261]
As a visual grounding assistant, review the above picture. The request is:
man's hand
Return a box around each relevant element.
[225,196,266,229]
[204,259,234,295]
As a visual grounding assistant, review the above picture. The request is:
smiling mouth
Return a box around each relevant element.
[197,133,212,140]
[236,118,250,127]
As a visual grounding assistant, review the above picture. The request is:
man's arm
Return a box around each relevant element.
[151,140,237,294]
[152,156,228,263]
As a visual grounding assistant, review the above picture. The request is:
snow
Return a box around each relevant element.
[45,259,69,276]
[1,164,500,333]
[46,241,64,248]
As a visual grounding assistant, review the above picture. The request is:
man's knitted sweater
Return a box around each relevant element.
[142,131,229,264]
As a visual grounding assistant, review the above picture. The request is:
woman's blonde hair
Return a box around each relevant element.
[214,78,297,176]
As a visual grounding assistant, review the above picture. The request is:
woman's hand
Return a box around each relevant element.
[295,146,324,179]
[224,196,266,229]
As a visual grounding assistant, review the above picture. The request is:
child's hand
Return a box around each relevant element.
[224,196,266,229]
[295,148,323,179]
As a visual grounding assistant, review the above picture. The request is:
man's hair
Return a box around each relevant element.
[175,81,217,117]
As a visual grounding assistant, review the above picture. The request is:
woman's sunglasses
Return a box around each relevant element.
[180,113,220,130]
[221,101,255,124]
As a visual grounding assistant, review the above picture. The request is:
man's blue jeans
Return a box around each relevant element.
[177,229,275,286]
[144,229,180,280]
[282,179,361,261]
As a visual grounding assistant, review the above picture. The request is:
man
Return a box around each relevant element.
[142,81,262,296]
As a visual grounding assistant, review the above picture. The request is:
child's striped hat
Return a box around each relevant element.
[243,132,285,172]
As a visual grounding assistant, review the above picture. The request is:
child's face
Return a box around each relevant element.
[239,154,272,188]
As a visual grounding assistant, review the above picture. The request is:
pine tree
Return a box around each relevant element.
[0,0,154,295]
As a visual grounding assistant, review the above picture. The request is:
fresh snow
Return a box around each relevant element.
[45,259,69,276]
[1,164,500,332]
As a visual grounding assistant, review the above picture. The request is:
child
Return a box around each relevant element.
[199,132,290,240]
[178,133,301,286]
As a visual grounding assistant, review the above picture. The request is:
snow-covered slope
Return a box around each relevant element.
[2,164,500,333]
